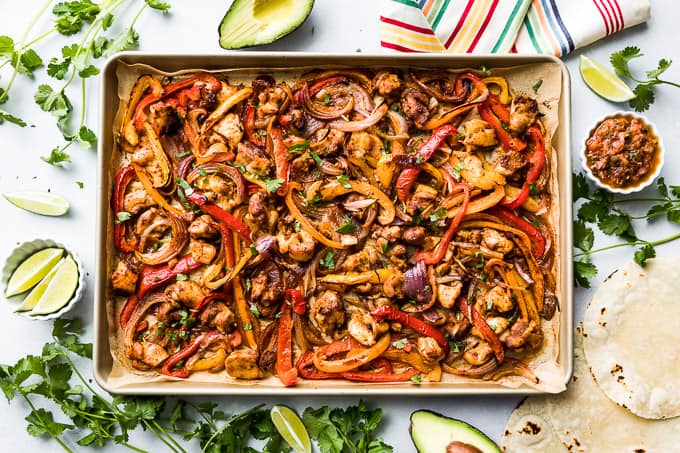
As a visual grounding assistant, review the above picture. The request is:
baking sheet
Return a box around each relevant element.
[94,52,572,395]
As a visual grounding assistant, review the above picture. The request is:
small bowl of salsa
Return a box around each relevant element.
[581,111,664,194]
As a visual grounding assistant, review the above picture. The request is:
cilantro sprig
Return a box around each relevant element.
[1,318,394,452]
[610,46,680,112]
[0,0,171,165]
[573,173,680,287]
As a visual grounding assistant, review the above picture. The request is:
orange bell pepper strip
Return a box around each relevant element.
[458,297,504,363]
[276,301,298,386]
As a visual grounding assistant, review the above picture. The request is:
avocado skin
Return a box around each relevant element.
[409,409,501,453]
[217,0,315,50]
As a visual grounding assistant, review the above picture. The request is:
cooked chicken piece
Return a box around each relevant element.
[131,140,155,165]
[123,181,155,215]
[225,348,265,379]
[235,141,272,176]
[374,72,401,96]
[372,225,402,242]
[188,214,218,239]
[437,281,463,309]
[406,184,438,214]
[257,84,288,115]
[444,315,471,341]
[483,286,513,313]
[212,112,243,149]
[276,229,316,262]
[248,191,268,226]
[149,103,179,135]
[481,228,514,255]
[463,338,494,366]
[417,336,445,362]
[341,248,379,272]
[456,229,481,244]
[463,119,497,148]
[493,148,527,176]
[509,95,538,133]
[347,308,388,346]
[503,319,543,350]
[131,341,169,367]
[383,273,405,299]
[165,280,207,309]
[279,108,305,130]
[346,131,382,160]
[313,128,346,156]
[194,174,230,195]
[249,264,283,307]
[309,290,345,336]
[198,301,236,334]
[457,153,505,191]
[402,226,426,244]
[190,240,216,264]
[485,316,510,334]
[111,258,138,294]
[401,87,430,127]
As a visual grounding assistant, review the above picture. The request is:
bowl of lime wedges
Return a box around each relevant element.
[2,239,85,320]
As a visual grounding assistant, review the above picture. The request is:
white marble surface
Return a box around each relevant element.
[0,0,678,451]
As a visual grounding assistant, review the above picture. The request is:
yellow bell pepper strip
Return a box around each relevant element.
[313,333,391,373]
[503,126,545,210]
[187,347,227,372]
[286,182,349,249]
[396,124,458,202]
[162,330,241,379]
[416,182,471,265]
[482,77,511,104]
[122,75,163,145]
[132,164,186,219]
[142,123,172,188]
[319,269,394,285]
[200,87,253,135]
[458,297,504,363]
[319,180,395,225]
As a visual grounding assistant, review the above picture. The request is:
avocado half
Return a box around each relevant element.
[410,410,501,453]
[218,0,315,49]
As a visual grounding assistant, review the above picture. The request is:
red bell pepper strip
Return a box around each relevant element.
[185,189,252,243]
[270,128,291,196]
[297,351,336,380]
[119,295,138,329]
[192,292,229,314]
[396,124,458,202]
[503,126,545,210]
[488,206,546,259]
[133,74,221,131]
[416,182,471,265]
[478,101,526,153]
[371,306,450,354]
[276,301,298,386]
[137,254,201,298]
[112,166,138,253]
[339,358,418,382]
[487,94,510,123]
[244,103,264,146]
[161,330,239,379]
[285,288,306,315]
[458,297,505,363]
[309,75,347,97]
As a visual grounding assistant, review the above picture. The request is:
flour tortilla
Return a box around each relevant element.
[583,258,680,419]
[502,326,680,452]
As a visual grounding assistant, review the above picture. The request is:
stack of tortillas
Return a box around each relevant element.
[501,258,680,452]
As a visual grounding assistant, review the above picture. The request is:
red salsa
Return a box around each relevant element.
[585,114,659,188]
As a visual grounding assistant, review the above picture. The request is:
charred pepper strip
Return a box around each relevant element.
[276,301,298,386]
[503,126,545,210]
[137,253,201,298]
[161,330,232,379]
[286,288,306,315]
[488,206,546,259]
[396,124,458,202]
[184,189,253,243]
[112,166,138,253]
[458,296,505,363]
[416,182,471,265]
[371,306,450,354]
[477,101,527,153]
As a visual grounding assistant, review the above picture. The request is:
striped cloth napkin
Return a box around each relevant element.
[379,0,651,56]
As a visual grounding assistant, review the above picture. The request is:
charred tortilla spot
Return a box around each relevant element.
[611,364,623,375]
[520,421,541,435]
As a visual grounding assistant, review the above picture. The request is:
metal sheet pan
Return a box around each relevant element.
[94,52,572,395]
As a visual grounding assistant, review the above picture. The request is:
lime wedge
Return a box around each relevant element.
[3,191,70,216]
[14,257,66,312]
[29,255,79,316]
[579,55,635,102]
[5,248,64,297]
[270,405,311,453]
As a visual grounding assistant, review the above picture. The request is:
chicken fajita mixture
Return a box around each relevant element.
[110,68,558,386]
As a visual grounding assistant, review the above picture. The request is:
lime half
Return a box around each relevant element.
[14,257,66,312]
[29,255,79,316]
[270,405,311,453]
[5,248,64,297]
[3,191,70,216]
[579,55,635,102]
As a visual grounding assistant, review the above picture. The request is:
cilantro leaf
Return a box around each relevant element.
[40,147,71,167]
[102,27,139,56]
[629,83,655,112]
[78,125,96,146]
[336,216,357,234]
[646,58,672,79]
[668,209,680,224]
[145,0,171,11]
[574,260,597,288]
[0,36,15,57]
[598,213,635,240]
[321,251,335,269]
[288,140,310,154]
[25,408,74,437]
[0,110,26,127]
[610,46,641,79]
[573,220,594,252]
[34,84,71,118]
[78,64,99,78]
[336,174,351,189]
[634,243,656,267]
[53,0,101,35]
[578,200,608,223]
[573,172,590,201]
[13,49,43,76]
[264,177,284,193]
[531,79,543,93]
[646,203,672,220]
